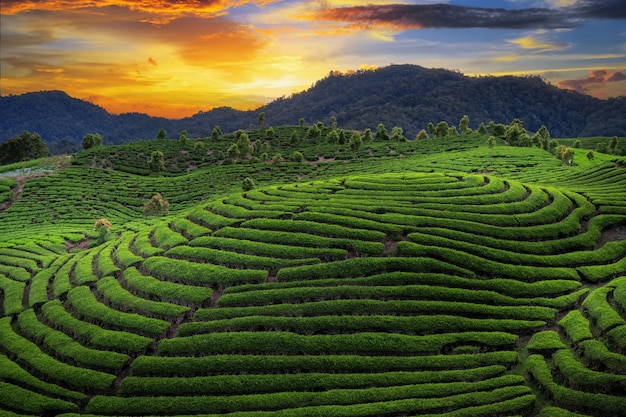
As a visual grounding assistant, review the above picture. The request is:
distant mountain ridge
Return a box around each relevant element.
[2,65,625,154]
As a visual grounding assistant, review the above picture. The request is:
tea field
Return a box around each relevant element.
[0,129,625,416]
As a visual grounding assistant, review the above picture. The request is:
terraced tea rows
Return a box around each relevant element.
[1,169,625,416]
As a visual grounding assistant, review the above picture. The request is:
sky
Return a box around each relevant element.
[1,0,625,119]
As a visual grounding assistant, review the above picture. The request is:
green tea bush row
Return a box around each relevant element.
[0,317,115,391]
[87,376,529,415]
[0,274,25,315]
[72,249,97,285]
[17,309,129,371]
[131,229,164,257]
[241,218,386,241]
[226,193,303,213]
[178,314,544,336]
[527,331,567,353]
[186,207,241,229]
[42,300,152,353]
[67,286,170,337]
[0,382,79,415]
[123,266,212,305]
[552,348,626,393]
[0,264,31,282]
[28,254,69,307]
[152,223,188,250]
[112,233,144,268]
[398,241,579,281]
[559,310,593,343]
[95,242,121,277]
[217,283,579,310]
[209,199,290,220]
[406,232,626,268]
[97,276,189,318]
[131,350,518,377]
[292,211,405,236]
[196,298,556,322]
[143,256,266,288]
[0,247,55,268]
[52,251,89,298]
[0,353,85,401]
[190,236,347,260]
[276,257,472,282]
[526,354,626,416]
[170,217,211,239]
[578,256,626,282]
[582,286,624,332]
[224,271,581,299]
[0,255,38,274]
[213,227,384,255]
[120,365,506,396]
[578,339,626,374]
[166,245,320,271]
[158,330,517,356]
[607,325,626,350]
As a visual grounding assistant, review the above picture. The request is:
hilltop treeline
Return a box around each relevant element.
[2,65,625,154]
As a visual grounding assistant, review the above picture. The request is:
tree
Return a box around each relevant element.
[586,150,595,160]
[427,122,435,136]
[363,128,373,143]
[447,126,459,136]
[242,177,255,191]
[391,126,404,142]
[573,140,582,148]
[326,130,339,144]
[156,128,167,140]
[338,130,346,144]
[459,115,470,134]
[147,150,165,175]
[143,193,169,216]
[179,130,189,147]
[307,125,321,140]
[596,142,609,154]
[477,123,487,135]
[298,118,305,128]
[194,141,206,156]
[0,131,48,165]
[93,218,112,245]
[270,153,284,164]
[266,127,275,139]
[210,126,223,141]
[486,136,496,149]
[375,123,389,141]
[257,112,265,126]
[236,133,252,158]
[415,130,429,140]
[504,123,529,147]
[556,145,574,165]
[492,123,506,137]
[487,121,496,135]
[434,121,449,138]
[289,130,299,144]
[292,151,304,162]
[82,133,103,149]
[609,136,619,154]
[330,116,337,129]
[349,131,362,156]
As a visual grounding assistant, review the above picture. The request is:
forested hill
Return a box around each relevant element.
[2,65,625,154]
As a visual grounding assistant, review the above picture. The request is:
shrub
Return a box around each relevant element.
[242,176,256,191]
[143,193,169,216]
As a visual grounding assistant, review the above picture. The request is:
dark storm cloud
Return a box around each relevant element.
[316,1,625,31]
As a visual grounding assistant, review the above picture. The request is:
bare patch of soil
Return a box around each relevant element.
[596,224,626,249]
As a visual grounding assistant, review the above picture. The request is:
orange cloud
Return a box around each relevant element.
[1,1,281,22]
[558,69,626,93]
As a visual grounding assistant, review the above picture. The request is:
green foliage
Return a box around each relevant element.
[82,133,103,149]
[146,149,164,174]
[143,193,169,216]
[434,121,449,138]
[292,151,304,163]
[0,131,49,165]
[242,176,256,191]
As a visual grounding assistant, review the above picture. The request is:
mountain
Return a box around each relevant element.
[2,65,625,154]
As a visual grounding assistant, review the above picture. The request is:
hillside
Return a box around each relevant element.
[1,128,626,416]
[2,65,626,154]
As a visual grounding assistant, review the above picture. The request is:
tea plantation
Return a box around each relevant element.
[0,128,625,416]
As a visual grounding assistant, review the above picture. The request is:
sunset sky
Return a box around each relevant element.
[1,0,625,118]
